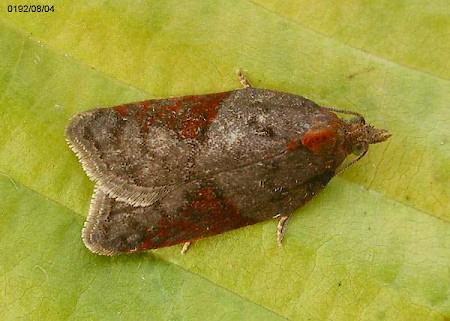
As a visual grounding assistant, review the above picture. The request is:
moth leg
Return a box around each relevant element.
[236,69,252,88]
[276,215,291,246]
[181,242,192,254]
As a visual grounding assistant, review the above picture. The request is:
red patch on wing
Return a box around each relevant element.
[114,105,128,116]
[301,128,338,155]
[113,92,230,138]
[138,186,254,250]
[286,138,301,151]
[145,92,231,139]
[115,101,151,118]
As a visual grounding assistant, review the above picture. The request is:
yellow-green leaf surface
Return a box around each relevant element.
[1,1,449,320]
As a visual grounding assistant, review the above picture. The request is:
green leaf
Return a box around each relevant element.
[1,1,449,320]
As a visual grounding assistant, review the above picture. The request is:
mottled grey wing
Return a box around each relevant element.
[82,162,335,255]
[82,187,149,255]
[66,107,194,207]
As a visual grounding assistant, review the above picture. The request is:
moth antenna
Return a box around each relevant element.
[323,106,365,123]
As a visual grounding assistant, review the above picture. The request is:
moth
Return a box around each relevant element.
[66,72,391,255]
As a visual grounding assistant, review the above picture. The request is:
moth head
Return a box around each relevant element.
[347,115,391,148]
[339,114,391,173]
